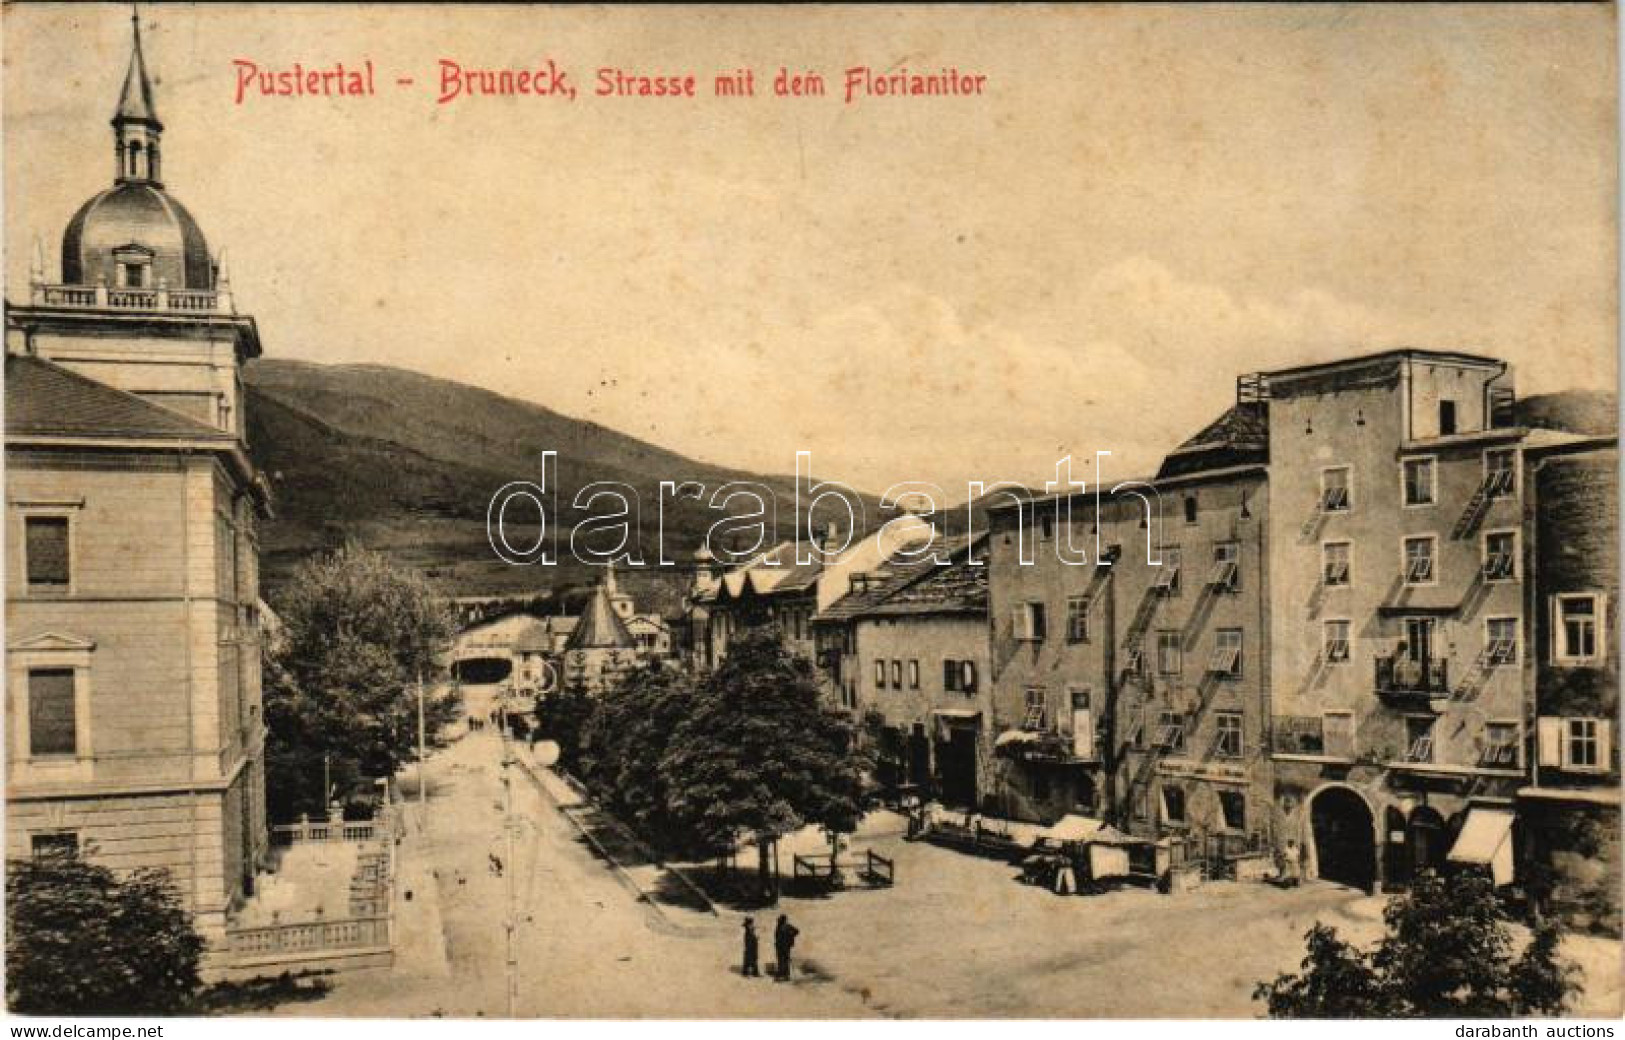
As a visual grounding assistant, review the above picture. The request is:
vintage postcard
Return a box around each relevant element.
[3,1,1620,1023]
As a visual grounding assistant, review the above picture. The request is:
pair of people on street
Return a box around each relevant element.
[740,914,798,980]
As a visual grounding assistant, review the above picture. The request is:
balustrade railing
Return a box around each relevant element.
[31,282,229,313]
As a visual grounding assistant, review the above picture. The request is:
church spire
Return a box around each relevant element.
[112,6,163,184]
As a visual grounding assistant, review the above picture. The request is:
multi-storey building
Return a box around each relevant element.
[986,407,1273,860]
[816,534,990,808]
[1519,435,1620,932]
[1267,350,1559,892]
[4,16,270,946]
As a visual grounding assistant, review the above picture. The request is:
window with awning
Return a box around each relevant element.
[1447,807,1516,885]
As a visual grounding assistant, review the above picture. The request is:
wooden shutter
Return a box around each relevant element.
[1537,717,1565,767]
[1597,721,1614,772]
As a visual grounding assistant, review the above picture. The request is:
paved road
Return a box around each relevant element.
[297,725,872,1018]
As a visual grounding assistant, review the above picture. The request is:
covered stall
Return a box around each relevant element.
[1020,815,1152,894]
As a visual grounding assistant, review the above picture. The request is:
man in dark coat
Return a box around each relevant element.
[740,917,760,977]
[773,914,799,981]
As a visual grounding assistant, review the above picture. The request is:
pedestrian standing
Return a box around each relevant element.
[773,914,799,981]
[740,917,760,978]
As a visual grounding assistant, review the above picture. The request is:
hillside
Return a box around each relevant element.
[244,359,886,598]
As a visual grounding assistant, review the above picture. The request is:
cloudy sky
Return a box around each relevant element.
[5,4,1616,495]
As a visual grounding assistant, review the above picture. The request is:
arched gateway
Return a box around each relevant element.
[1309,786,1377,892]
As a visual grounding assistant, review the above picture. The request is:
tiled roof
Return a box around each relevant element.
[6,354,231,442]
[823,533,987,621]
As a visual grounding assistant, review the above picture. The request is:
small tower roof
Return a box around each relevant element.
[566,580,637,651]
[115,10,161,128]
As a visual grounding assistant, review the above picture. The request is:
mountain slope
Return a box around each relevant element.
[244,359,885,596]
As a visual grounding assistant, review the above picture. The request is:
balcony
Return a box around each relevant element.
[1374,654,1450,710]
[30,282,232,314]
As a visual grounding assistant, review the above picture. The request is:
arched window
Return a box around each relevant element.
[127,140,143,179]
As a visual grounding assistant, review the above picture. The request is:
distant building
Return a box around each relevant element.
[559,570,640,693]
[697,518,935,694]
[817,534,991,808]
[4,15,270,947]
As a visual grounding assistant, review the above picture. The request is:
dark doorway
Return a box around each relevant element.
[453,656,512,685]
[1407,806,1448,878]
[908,724,931,789]
[935,726,978,809]
[1311,787,1376,892]
[1439,400,1457,436]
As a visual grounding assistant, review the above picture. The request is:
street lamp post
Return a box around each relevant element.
[501,734,519,1017]
[417,666,427,810]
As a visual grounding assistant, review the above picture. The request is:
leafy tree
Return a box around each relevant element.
[264,543,457,820]
[1256,871,1580,1017]
[659,627,871,891]
[536,676,596,776]
[7,850,204,1014]
[577,661,703,857]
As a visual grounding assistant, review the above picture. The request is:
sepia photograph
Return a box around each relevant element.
[1,1,1621,1025]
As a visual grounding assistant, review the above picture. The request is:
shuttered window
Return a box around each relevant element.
[25,517,70,590]
[28,669,76,756]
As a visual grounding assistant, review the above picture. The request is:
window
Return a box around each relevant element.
[1322,541,1351,587]
[943,659,959,691]
[1486,618,1518,666]
[24,516,70,591]
[1439,400,1457,436]
[1404,717,1435,764]
[1160,786,1186,825]
[27,669,77,756]
[1214,711,1243,758]
[907,659,920,689]
[1483,531,1516,581]
[1126,708,1147,750]
[1209,542,1239,590]
[1209,629,1243,677]
[1323,620,1351,664]
[1403,458,1436,506]
[1153,546,1182,594]
[1539,717,1613,772]
[1023,688,1048,730]
[1154,710,1185,751]
[1323,712,1356,760]
[1484,449,1515,498]
[1066,596,1091,643]
[1555,594,1602,663]
[1122,645,1144,677]
[875,659,887,689]
[1565,719,1603,770]
[1482,722,1519,768]
[30,832,78,860]
[1069,687,1095,760]
[891,660,903,688]
[1218,791,1246,831]
[960,660,978,693]
[1403,536,1436,584]
[1320,467,1351,512]
[1014,602,1047,642]
[1156,630,1182,676]
[1183,496,1198,525]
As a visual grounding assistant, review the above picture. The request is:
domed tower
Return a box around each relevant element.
[10,8,260,438]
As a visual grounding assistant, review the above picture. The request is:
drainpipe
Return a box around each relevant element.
[180,452,201,918]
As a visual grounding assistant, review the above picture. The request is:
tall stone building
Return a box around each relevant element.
[5,13,271,945]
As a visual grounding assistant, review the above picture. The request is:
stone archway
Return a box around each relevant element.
[1309,785,1378,892]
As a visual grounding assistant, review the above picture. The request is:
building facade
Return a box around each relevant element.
[1518,436,1620,933]
[5,16,270,946]
[1264,352,1535,891]
[818,534,991,808]
[986,418,1274,855]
